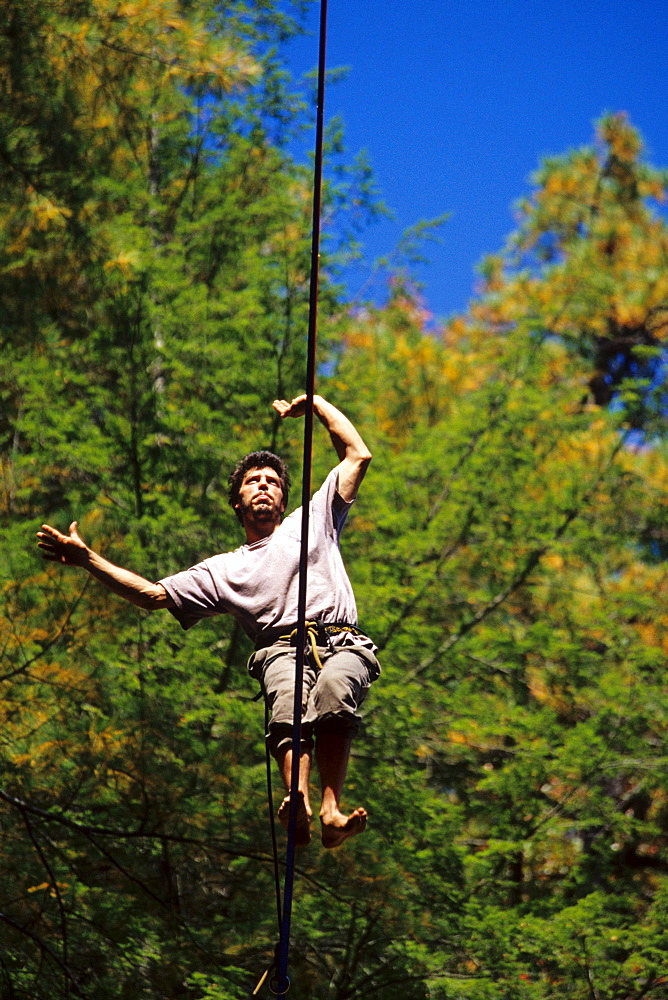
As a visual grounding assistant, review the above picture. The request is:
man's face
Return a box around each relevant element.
[236,466,285,527]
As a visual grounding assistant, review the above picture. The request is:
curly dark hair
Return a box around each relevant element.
[227,451,291,523]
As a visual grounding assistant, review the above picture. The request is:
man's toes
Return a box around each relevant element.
[349,809,367,834]
[321,808,368,849]
[277,794,291,828]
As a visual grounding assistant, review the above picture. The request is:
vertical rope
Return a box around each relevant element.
[274,1,329,996]
[265,700,282,932]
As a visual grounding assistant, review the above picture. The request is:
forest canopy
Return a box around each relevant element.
[2,2,668,999]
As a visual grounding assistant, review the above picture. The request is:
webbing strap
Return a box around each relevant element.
[284,624,326,670]
[274,2,329,997]
[256,620,332,669]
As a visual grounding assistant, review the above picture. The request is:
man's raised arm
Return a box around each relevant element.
[36,521,175,611]
[272,394,372,501]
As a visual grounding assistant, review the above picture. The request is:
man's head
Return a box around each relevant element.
[228,451,291,529]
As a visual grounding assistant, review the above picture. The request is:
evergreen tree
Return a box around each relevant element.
[2,5,668,993]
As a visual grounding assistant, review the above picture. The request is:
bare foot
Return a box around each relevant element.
[278,790,312,847]
[320,807,367,849]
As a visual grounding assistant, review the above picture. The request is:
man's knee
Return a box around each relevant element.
[312,650,375,717]
[267,722,313,759]
[253,646,315,718]
[313,711,360,741]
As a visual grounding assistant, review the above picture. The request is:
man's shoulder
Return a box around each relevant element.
[206,539,257,562]
[313,466,340,501]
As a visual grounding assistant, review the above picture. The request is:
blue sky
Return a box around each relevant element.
[284,0,668,322]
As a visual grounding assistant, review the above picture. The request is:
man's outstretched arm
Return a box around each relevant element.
[272,394,372,501]
[36,521,175,611]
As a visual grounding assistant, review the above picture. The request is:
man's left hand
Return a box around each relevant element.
[273,395,308,419]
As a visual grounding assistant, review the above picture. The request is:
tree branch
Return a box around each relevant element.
[406,434,628,681]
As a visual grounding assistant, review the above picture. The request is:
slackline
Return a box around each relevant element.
[268,1,329,996]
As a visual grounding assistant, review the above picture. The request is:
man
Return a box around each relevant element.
[37,394,380,848]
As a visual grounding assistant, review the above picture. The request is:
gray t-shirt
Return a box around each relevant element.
[159,468,370,648]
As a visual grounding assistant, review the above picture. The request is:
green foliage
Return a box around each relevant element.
[2,6,668,997]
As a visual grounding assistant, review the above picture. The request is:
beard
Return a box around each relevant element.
[238,496,282,524]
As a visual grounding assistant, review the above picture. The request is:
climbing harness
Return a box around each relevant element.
[254,621,370,673]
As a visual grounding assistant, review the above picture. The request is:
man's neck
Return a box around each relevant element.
[243,519,280,545]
